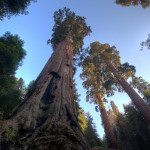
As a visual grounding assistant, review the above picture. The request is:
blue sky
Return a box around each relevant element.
[1,0,150,137]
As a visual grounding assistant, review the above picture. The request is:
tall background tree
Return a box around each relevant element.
[73,80,87,132]
[107,100,150,150]
[0,0,37,20]
[80,43,120,149]
[0,32,26,94]
[0,32,26,119]
[73,81,103,148]
[85,41,150,126]
[80,41,137,149]
[84,112,102,148]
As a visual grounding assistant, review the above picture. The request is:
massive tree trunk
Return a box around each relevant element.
[0,35,89,150]
[106,61,150,125]
[97,94,119,149]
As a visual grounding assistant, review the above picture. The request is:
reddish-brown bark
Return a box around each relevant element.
[106,61,150,125]
[97,94,119,149]
[0,35,89,150]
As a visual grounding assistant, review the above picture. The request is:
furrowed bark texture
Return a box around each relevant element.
[106,61,150,125]
[0,35,89,150]
[97,95,119,149]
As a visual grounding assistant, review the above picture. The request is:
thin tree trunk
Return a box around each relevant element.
[0,35,89,150]
[106,61,150,125]
[97,94,119,149]
[14,78,23,90]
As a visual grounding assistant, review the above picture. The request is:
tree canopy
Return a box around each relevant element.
[0,0,36,20]
[50,7,92,55]
[131,76,150,104]
[140,34,150,50]
[80,42,135,105]
[115,0,150,8]
[81,42,119,104]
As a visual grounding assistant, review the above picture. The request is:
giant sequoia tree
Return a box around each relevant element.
[86,41,150,126]
[80,41,137,149]
[0,8,91,150]
[80,45,120,149]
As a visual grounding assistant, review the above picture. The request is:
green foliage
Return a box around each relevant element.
[140,34,150,50]
[0,32,26,94]
[73,80,87,132]
[118,62,136,80]
[80,42,136,108]
[0,125,30,148]
[0,74,16,95]
[84,112,102,148]
[1,126,17,144]
[131,76,150,103]
[50,7,92,55]
[80,42,121,97]
[81,41,138,148]
[73,80,101,143]
[73,80,80,103]
[142,90,150,103]
[88,42,121,67]
[0,89,22,119]
[124,104,150,149]
[75,102,87,132]
[0,32,26,119]
[0,0,37,20]
[26,80,35,93]
[0,32,26,74]
[107,101,150,150]
[108,103,137,149]
[115,0,150,8]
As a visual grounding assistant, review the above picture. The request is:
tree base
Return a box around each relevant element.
[0,121,89,150]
